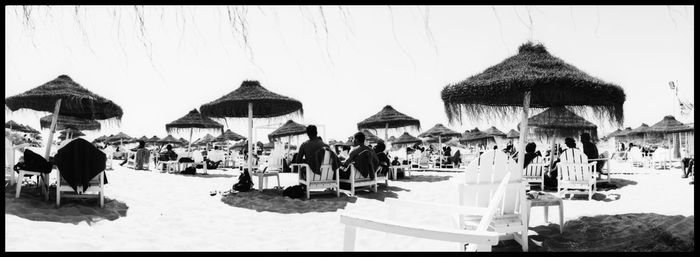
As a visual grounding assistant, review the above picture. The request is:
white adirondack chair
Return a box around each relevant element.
[462,150,529,252]
[56,169,105,207]
[556,148,597,200]
[628,147,645,167]
[340,172,512,252]
[292,147,340,199]
[522,156,548,190]
[650,148,671,170]
[5,137,16,186]
[252,152,282,191]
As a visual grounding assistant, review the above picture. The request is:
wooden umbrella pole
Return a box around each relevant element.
[188,129,193,154]
[248,102,254,174]
[385,122,389,141]
[517,92,531,172]
[42,99,61,201]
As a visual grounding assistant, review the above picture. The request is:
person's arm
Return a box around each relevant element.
[293,143,306,163]
[343,148,359,168]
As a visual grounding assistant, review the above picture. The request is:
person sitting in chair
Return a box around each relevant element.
[374,141,390,177]
[340,132,379,180]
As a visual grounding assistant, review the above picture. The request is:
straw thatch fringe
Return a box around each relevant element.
[357,105,421,131]
[529,127,599,142]
[166,126,224,135]
[200,80,304,119]
[441,42,625,127]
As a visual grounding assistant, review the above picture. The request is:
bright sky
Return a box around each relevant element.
[5,6,695,144]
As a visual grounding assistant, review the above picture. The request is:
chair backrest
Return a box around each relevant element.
[462,150,524,215]
[556,148,595,182]
[311,147,336,181]
[5,137,15,167]
[652,148,669,160]
[523,156,548,179]
[558,148,588,163]
[628,147,643,161]
[192,151,204,162]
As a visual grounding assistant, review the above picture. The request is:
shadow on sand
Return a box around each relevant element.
[5,183,128,225]
[596,178,638,191]
[493,213,694,252]
[400,174,451,183]
[221,188,357,214]
[352,184,410,201]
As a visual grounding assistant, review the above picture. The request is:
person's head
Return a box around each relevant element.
[375,141,386,153]
[580,133,591,143]
[525,142,537,153]
[166,144,172,151]
[493,145,498,150]
[564,137,576,148]
[306,125,318,139]
[353,132,365,146]
[138,140,146,148]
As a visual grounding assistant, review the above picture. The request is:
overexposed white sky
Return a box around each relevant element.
[5,5,695,143]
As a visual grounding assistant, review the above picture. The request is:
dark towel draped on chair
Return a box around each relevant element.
[309,147,340,175]
[18,149,53,174]
[354,150,379,179]
[54,138,108,192]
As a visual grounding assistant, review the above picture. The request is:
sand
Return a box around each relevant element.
[4,161,694,251]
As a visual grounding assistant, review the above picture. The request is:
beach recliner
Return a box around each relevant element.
[461,149,529,252]
[556,148,597,200]
[293,147,340,199]
[340,172,512,252]
[53,138,107,207]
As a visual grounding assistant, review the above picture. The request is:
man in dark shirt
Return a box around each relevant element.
[294,125,329,165]
[341,132,379,179]
[580,133,599,160]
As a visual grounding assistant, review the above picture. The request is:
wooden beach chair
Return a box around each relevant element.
[462,150,529,251]
[252,153,282,191]
[53,139,107,207]
[339,150,381,197]
[5,138,16,186]
[589,154,612,184]
[522,156,548,190]
[650,148,671,170]
[340,172,511,252]
[556,148,597,200]
[292,147,340,199]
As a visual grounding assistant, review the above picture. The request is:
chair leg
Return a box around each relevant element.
[544,206,549,223]
[56,176,61,207]
[15,171,24,198]
[521,230,528,252]
[276,174,281,188]
[306,185,310,200]
[558,202,564,234]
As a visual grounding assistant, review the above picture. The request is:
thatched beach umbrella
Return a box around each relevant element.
[107,132,133,145]
[649,115,692,159]
[165,108,224,152]
[418,124,461,163]
[484,126,507,138]
[200,80,303,174]
[460,128,495,148]
[357,105,421,140]
[159,135,181,146]
[392,132,422,147]
[628,123,651,146]
[178,137,189,146]
[441,42,625,171]
[147,135,161,145]
[93,135,108,143]
[215,129,246,142]
[5,121,38,134]
[360,129,382,144]
[40,114,101,131]
[268,120,307,140]
[5,75,123,161]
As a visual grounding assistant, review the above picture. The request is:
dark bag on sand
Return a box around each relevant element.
[233,170,254,192]
[181,167,196,175]
[283,184,306,199]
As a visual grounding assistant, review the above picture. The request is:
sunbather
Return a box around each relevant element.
[341,132,379,179]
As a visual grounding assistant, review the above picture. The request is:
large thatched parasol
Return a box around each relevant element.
[268,120,307,141]
[215,129,246,142]
[627,123,651,145]
[40,114,101,131]
[441,42,625,171]
[200,80,303,174]
[147,135,161,144]
[392,132,422,147]
[649,115,692,159]
[484,126,507,138]
[357,105,421,140]
[460,128,494,146]
[107,132,133,145]
[166,108,224,152]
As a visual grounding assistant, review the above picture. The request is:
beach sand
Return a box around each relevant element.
[5,161,694,251]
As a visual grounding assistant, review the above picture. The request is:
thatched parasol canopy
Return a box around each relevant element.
[418,124,462,139]
[106,132,132,143]
[6,75,123,121]
[615,127,633,138]
[196,134,216,146]
[200,80,303,119]
[59,128,85,137]
[178,137,188,144]
[138,136,149,141]
[147,136,161,143]
[268,120,307,140]
[460,128,493,144]
[40,114,100,131]
[231,141,247,150]
[484,126,507,137]
[649,115,693,133]
[392,132,422,146]
[93,135,108,143]
[356,105,421,133]
[441,42,625,126]
[628,123,651,135]
[506,129,520,139]
[263,142,275,149]
[5,121,39,134]
[165,109,224,134]
[159,135,181,144]
[606,129,623,138]
[388,136,397,142]
[215,129,246,142]
[521,106,598,140]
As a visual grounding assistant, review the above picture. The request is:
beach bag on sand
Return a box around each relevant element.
[233,170,253,192]
[283,184,306,199]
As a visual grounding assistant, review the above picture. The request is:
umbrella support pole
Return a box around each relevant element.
[385,123,389,141]
[516,92,531,172]
[248,103,254,176]
[42,99,61,201]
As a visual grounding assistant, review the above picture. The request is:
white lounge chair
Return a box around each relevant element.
[556,148,597,200]
[340,172,511,252]
[462,149,529,251]
[292,148,340,199]
[522,156,548,190]
[5,137,16,186]
[650,148,671,170]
